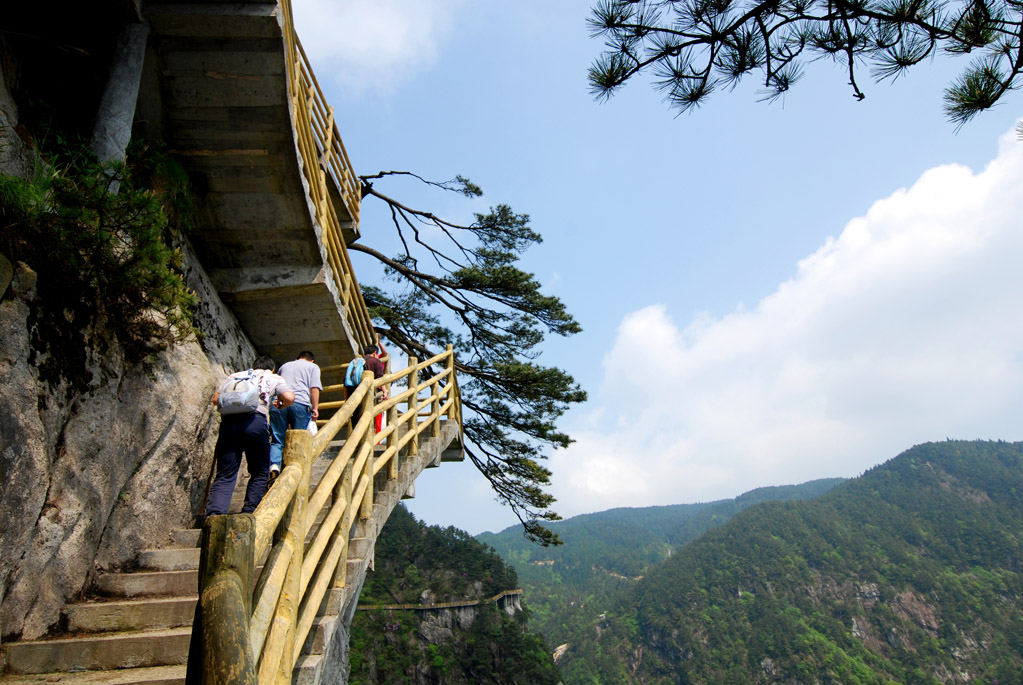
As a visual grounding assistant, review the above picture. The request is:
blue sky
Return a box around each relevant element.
[296,1,1023,535]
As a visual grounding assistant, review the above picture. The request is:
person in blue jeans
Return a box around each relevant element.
[205,356,293,516]
[268,350,322,485]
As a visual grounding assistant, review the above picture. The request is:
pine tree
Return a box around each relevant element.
[353,171,586,545]
[588,0,1023,124]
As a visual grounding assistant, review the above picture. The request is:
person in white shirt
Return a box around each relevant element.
[268,350,322,483]
[206,355,293,516]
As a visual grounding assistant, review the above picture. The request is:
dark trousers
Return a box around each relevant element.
[205,412,272,516]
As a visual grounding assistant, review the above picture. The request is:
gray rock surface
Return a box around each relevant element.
[0,245,256,641]
[0,63,33,181]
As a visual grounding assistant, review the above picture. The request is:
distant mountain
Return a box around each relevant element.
[563,440,1023,683]
[349,505,560,684]
[478,478,844,652]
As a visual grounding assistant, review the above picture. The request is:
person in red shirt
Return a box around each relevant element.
[346,344,388,432]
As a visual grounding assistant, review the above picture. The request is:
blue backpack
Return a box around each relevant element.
[345,356,366,388]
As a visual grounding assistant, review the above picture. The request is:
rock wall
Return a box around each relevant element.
[0,72,257,642]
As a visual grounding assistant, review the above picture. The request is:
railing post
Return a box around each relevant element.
[430,351,444,439]
[360,372,375,520]
[274,429,312,681]
[407,357,418,458]
[445,344,456,423]
[187,515,257,685]
[386,357,398,479]
[332,459,353,589]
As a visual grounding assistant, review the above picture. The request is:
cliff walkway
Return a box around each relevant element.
[0,1,465,683]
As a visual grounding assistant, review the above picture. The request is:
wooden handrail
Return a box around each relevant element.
[189,346,462,683]
[277,0,375,350]
[186,9,468,681]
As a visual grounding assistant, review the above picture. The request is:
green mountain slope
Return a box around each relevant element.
[565,440,1023,684]
[348,505,561,684]
[478,478,844,651]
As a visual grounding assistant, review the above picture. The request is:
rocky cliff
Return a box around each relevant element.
[0,67,257,641]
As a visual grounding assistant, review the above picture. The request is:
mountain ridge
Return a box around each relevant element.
[562,440,1023,683]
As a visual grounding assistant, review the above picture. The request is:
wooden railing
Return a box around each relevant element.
[188,347,462,683]
[279,0,375,349]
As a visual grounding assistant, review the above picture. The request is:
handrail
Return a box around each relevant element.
[278,0,375,350]
[355,589,524,612]
[189,346,462,683]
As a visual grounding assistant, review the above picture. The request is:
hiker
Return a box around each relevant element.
[205,355,294,517]
[345,343,388,433]
[269,350,322,485]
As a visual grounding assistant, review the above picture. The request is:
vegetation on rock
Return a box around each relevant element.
[0,139,197,386]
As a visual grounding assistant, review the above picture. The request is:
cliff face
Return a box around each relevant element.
[348,506,561,684]
[0,70,257,641]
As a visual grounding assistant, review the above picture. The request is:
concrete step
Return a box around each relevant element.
[0,664,186,684]
[66,597,197,634]
[300,615,336,655]
[95,570,197,599]
[138,547,200,572]
[169,528,200,548]
[1,628,191,675]
[293,653,323,685]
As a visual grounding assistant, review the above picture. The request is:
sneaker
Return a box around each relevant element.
[267,464,280,488]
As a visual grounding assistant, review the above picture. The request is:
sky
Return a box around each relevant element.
[294,1,1023,536]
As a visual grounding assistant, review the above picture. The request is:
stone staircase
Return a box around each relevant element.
[0,420,462,684]
[0,444,348,684]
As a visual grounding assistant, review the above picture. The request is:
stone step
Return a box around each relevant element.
[300,615,336,655]
[1,628,191,676]
[138,547,200,572]
[293,653,324,685]
[66,597,197,634]
[169,528,200,548]
[95,570,197,599]
[0,664,186,685]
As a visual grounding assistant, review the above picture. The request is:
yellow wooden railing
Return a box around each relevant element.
[279,0,375,349]
[188,347,462,683]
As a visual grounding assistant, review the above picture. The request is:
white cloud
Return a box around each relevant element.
[292,0,464,95]
[550,127,1023,516]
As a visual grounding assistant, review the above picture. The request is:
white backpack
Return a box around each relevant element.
[218,370,262,414]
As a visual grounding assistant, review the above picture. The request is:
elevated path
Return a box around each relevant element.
[1,1,468,683]
[144,0,371,371]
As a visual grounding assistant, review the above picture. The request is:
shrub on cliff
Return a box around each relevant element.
[0,141,197,385]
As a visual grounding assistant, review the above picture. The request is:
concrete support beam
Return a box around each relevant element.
[91,22,149,167]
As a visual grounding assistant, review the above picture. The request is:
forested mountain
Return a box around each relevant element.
[348,505,560,684]
[478,478,844,652]
[562,440,1023,684]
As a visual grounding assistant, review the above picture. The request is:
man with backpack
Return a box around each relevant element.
[205,355,294,517]
[344,344,387,433]
[268,350,322,485]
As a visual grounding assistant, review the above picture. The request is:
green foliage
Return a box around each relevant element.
[349,505,562,684]
[354,171,586,545]
[0,140,197,384]
[563,440,1023,683]
[479,478,844,660]
[588,0,1023,124]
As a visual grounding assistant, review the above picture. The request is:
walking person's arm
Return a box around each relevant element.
[310,387,320,419]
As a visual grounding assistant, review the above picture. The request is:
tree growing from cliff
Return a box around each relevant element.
[588,0,1023,124]
[352,171,585,546]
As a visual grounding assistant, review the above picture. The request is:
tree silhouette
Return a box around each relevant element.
[588,0,1023,124]
[353,171,586,545]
